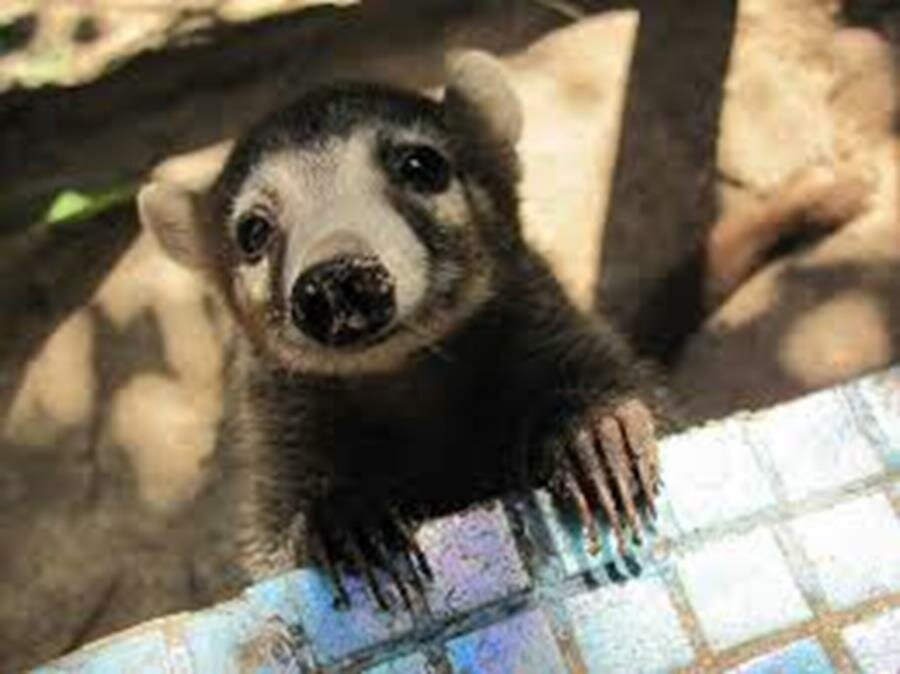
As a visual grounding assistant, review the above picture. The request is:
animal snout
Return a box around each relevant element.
[291,255,396,346]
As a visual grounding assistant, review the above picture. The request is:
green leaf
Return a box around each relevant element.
[41,185,135,225]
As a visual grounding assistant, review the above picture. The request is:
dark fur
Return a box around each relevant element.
[206,83,664,577]
[187,78,862,583]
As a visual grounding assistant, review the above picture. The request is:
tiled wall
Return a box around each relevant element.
[35,368,900,673]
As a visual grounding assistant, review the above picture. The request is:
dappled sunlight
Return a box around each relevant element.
[717,0,838,195]
[2,226,226,515]
[780,289,893,388]
[4,310,96,448]
[673,202,900,420]
[98,232,226,384]
[666,0,900,421]
[95,230,226,512]
[0,1,358,90]
[110,372,218,512]
[512,12,639,310]
[95,230,200,329]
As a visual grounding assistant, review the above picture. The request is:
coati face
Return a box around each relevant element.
[138,52,524,375]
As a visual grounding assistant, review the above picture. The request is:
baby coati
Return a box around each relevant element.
[138,52,868,609]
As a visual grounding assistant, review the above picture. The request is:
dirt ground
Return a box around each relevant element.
[0,1,898,671]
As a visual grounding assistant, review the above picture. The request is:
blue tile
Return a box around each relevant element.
[364,652,432,674]
[677,528,812,650]
[180,597,307,674]
[842,607,900,673]
[790,494,900,609]
[31,625,171,674]
[847,367,900,469]
[220,459,525,667]
[267,568,414,665]
[748,390,882,501]
[420,501,530,617]
[181,602,264,674]
[661,421,776,533]
[566,575,694,673]
[446,610,568,674]
[725,638,834,674]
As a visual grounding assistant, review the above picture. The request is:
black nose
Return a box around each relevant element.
[291,256,396,346]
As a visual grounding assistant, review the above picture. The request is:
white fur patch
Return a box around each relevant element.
[233,133,430,320]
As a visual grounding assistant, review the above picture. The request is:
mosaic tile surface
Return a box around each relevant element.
[566,575,695,673]
[677,527,812,649]
[33,368,900,673]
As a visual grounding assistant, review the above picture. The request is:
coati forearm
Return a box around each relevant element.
[225,348,333,578]
[502,253,651,404]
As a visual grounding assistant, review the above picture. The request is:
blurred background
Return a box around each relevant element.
[0,0,897,671]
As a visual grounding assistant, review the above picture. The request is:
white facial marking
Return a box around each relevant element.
[224,125,496,374]
[234,132,430,319]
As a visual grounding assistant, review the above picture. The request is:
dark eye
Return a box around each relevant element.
[391,144,451,194]
[235,215,273,261]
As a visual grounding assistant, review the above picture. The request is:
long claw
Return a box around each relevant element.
[595,415,644,545]
[346,529,390,610]
[389,508,432,580]
[616,400,659,519]
[313,525,351,608]
[385,514,429,601]
[570,427,629,557]
[554,451,602,555]
[366,528,415,612]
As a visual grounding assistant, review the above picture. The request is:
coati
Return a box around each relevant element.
[138,51,868,609]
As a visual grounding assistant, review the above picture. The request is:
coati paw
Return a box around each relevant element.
[307,501,432,611]
[548,398,660,558]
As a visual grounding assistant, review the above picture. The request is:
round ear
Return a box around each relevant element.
[444,50,523,147]
[137,181,210,270]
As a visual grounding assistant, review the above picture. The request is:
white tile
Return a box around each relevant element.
[661,421,776,532]
[566,576,694,673]
[843,608,900,674]
[849,367,900,468]
[791,494,900,609]
[748,390,882,501]
[677,528,812,649]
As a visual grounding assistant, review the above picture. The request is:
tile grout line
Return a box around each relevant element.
[738,413,790,505]
[311,370,900,672]
[694,592,900,673]
[497,498,592,674]
[840,383,896,474]
[659,470,898,560]
[540,595,592,674]
[661,564,716,670]
[343,478,899,671]
[770,521,856,671]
